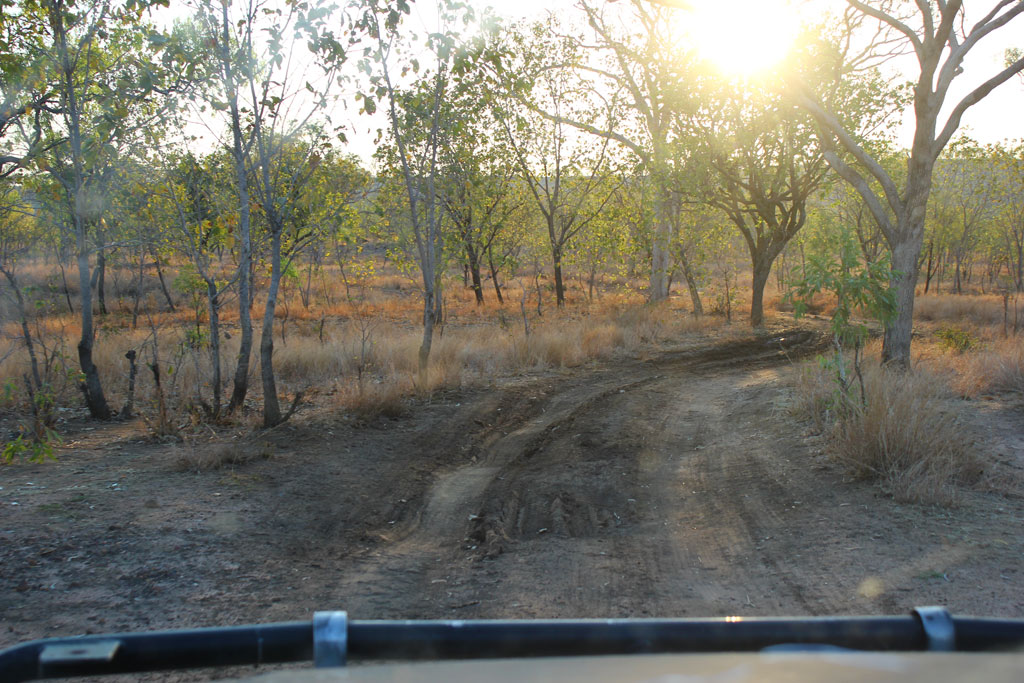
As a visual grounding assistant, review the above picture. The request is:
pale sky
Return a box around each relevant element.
[158,0,1024,162]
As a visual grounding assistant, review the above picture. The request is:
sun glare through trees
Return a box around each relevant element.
[684,0,802,76]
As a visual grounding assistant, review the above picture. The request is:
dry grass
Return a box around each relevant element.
[914,294,1007,327]
[0,251,722,432]
[792,359,979,506]
[943,337,1024,398]
[336,381,408,422]
[174,441,273,473]
[787,360,835,434]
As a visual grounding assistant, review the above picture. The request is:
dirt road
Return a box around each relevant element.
[2,326,1022,659]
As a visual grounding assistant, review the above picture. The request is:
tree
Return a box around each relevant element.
[435,82,521,306]
[492,25,623,307]
[991,142,1024,292]
[152,151,233,418]
[682,76,829,326]
[927,136,997,294]
[31,0,190,419]
[192,0,340,425]
[793,0,1024,367]
[0,2,58,179]
[353,0,497,383]
[501,3,689,302]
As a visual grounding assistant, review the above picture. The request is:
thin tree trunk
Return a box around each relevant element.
[132,244,145,329]
[57,254,74,313]
[924,241,934,294]
[487,246,503,304]
[207,279,222,419]
[260,231,283,427]
[677,248,704,317]
[552,249,566,307]
[152,246,175,311]
[466,245,484,305]
[95,243,107,315]
[1,267,42,391]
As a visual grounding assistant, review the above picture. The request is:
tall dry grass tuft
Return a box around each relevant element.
[787,361,836,434]
[914,294,1006,327]
[797,362,979,506]
[336,380,408,422]
[947,337,1024,398]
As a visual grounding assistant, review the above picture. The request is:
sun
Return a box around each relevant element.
[684,0,801,77]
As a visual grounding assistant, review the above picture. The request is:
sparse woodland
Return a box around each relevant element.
[1,0,1024,503]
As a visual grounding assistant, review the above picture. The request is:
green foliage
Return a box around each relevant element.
[789,223,896,349]
[789,222,896,413]
[2,429,59,465]
[2,380,62,465]
[936,326,975,353]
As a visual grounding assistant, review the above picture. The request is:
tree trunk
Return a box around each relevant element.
[552,249,566,307]
[882,237,923,368]
[648,173,672,302]
[76,246,112,419]
[1017,234,1023,291]
[95,245,107,315]
[750,257,772,328]
[259,232,283,427]
[954,251,963,294]
[466,245,484,305]
[207,279,222,419]
[677,248,704,317]
[1,267,42,392]
[418,287,435,388]
[487,247,503,304]
[57,254,74,314]
[221,0,253,416]
[152,247,175,311]
[132,245,145,329]
[649,238,670,302]
[924,241,934,294]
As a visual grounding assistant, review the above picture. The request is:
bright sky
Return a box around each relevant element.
[158,0,1024,161]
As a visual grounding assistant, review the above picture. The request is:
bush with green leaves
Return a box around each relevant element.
[936,326,975,353]
[787,223,896,412]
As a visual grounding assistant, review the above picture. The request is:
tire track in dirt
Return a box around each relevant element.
[327,328,833,617]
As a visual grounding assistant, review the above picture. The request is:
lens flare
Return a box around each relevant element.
[685,0,800,76]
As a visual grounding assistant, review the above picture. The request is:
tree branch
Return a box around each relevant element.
[935,53,1024,155]
[846,0,924,60]
[791,87,903,219]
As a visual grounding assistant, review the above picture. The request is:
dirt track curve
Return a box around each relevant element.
[3,325,1023,667]
[278,327,1020,622]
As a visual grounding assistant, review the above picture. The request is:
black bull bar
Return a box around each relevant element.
[2,607,1023,681]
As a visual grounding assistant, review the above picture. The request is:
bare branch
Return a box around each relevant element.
[846,0,924,60]
[935,53,1024,155]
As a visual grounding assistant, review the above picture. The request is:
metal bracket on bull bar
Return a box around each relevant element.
[913,606,955,651]
[38,639,122,672]
[313,611,348,667]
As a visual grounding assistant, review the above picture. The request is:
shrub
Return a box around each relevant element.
[936,326,975,353]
